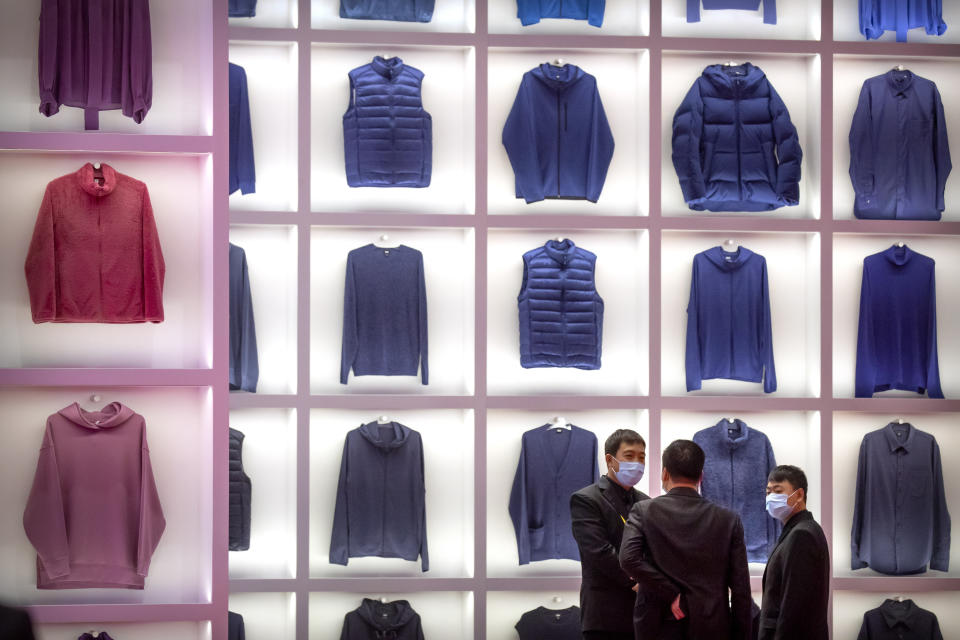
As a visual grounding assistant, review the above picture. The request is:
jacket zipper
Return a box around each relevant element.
[556,93,562,196]
[729,271,734,378]
[381,450,389,550]
[735,78,743,201]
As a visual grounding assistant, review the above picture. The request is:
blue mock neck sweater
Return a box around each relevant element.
[685,246,777,393]
[341,244,428,385]
[228,63,255,195]
[856,245,942,398]
[694,419,780,563]
[688,0,776,24]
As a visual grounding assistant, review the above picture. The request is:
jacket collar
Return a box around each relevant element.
[544,238,577,266]
[713,418,750,449]
[883,422,915,453]
[76,162,118,197]
[879,599,917,629]
[534,63,585,91]
[703,62,766,91]
[371,56,404,80]
[58,401,133,430]
[778,509,814,544]
[704,246,754,272]
[883,244,913,266]
[885,68,915,97]
[666,486,701,499]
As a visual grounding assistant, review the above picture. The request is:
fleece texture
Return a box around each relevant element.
[23,402,165,589]
[24,163,166,324]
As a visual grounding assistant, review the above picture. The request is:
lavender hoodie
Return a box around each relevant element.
[23,402,165,589]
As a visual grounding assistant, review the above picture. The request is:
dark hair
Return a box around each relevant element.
[768,465,808,500]
[604,429,646,457]
[662,440,705,482]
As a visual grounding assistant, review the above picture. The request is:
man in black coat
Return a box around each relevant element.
[619,439,752,640]
[571,429,651,640]
[758,465,829,640]
[0,602,36,640]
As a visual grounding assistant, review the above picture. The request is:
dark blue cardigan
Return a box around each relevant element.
[228,243,259,393]
[228,63,255,195]
[856,245,942,398]
[509,424,598,564]
[686,246,777,393]
[340,0,435,22]
[688,0,776,24]
[517,0,605,27]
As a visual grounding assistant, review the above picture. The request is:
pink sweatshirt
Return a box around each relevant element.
[24,162,166,323]
[23,402,166,590]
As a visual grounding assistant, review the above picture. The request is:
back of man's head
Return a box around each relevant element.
[662,439,705,482]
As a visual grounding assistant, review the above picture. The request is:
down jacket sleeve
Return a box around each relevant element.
[767,83,801,206]
[672,79,707,205]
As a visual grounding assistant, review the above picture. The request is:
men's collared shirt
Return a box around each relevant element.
[857,599,944,640]
[851,423,951,575]
[849,70,951,220]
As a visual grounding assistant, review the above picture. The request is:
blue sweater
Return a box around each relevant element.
[509,424,598,564]
[330,421,428,571]
[856,245,942,398]
[517,0,604,27]
[849,70,951,220]
[340,0,435,21]
[860,0,947,42]
[341,244,428,385]
[688,0,775,24]
[229,243,259,393]
[694,419,780,563]
[228,63,255,195]
[686,246,777,393]
[228,0,256,17]
[503,64,614,204]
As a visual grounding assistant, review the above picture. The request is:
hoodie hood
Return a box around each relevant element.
[702,62,767,92]
[58,402,134,430]
[359,421,411,450]
[533,62,586,91]
[704,245,754,271]
[356,598,417,632]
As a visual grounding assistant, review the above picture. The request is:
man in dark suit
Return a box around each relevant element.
[571,429,651,640]
[619,439,752,640]
[758,465,829,640]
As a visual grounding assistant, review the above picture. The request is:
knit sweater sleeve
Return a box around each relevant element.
[672,79,707,205]
[768,83,801,206]
[37,0,59,117]
[137,423,166,576]
[417,252,429,385]
[854,262,876,398]
[141,186,166,323]
[759,257,777,393]
[503,76,546,203]
[340,253,358,385]
[24,184,58,323]
[685,256,703,391]
[585,81,615,203]
[417,433,429,571]
[925,263,943,398]
[762,0,776,24]
[128,0,153,124]
[237,248,260,393]
[508,436,531,565]
[233,65,256,195]
[22,422,71,579]
[686,0,700,22]
[329,434,351,565]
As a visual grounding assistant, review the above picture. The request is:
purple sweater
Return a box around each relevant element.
[23,402,165,589]
[39,0,153,123]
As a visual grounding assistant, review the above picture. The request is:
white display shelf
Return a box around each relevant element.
[312,0,476,32]
[36,621,211,640]
[309,591,473,640]
[311,44,476,215]
[832,55,960,222]
[309,226,475,396]
[228,226,299,395]
[486,590,581,640]
[832,234,960,399]
[663,0,821,41]
[660,51,822,219]
[660,231,821,398]
[228,592,297,640]
[487,48,649,217]
[308,409,475,578]
[486,229,649,396]
[834,591,960,639]
[833,0,960,44]
[487,0,649,36]
[832,411,960,579]
[0,387,213,605]
[228,41,300,213]
[228,409,298,580]
[0,0,213,135]
[486,409,650,577]
[0,152,214,370]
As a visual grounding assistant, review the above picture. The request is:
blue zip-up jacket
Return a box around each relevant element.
[849,70,951,220]
[672,63,802,212]
[229,63,255,195]
[516,0,605,27]
[330,421,428,571]
[340,0,435,21]
[229,243,259,393]
[503,64,614,204]
[518,239,604,370]
[856,245,942,398]
[509,424,598,564]
[687,0,776,24]
[229,0,256,17]
[686,246,777,393]
[693,419,780,563]
[860,0,947,42]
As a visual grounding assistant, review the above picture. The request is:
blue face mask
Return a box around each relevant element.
[765,489,800,523]
[612,460,645,487]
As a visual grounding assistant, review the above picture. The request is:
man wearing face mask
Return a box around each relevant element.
[570,429,650,640]
[758,465,829,640]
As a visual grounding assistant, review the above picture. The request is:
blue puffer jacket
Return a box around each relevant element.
[518,239,604,369]
[340,0,435,22]
[343,57,432,188]
[672,63,802,212]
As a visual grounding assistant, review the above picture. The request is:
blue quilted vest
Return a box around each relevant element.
[518,239,604,369]
[343,56,432,188]
[229,428,251,551]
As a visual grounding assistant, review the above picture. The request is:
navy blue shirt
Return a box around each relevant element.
[229,243,259,393]
[855,245,942,398]
[851,423,951,575]
[857,600,944,640]
[849,70,951,220]
[229,63,256,195]
[859,0,947,42]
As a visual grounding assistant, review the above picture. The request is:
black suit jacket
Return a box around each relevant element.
[619,487,752,640]
[758,510,829,640]
[0,604,36,640]
[571,475,651,633]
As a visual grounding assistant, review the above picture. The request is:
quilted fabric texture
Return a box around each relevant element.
[343,56,432,188]
[229,428,251,551]
[518,239,604,369]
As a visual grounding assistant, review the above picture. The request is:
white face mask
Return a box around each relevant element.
[611,459,645,487]
[765,489,800,523]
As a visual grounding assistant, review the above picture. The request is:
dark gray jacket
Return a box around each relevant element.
[229,428,252,551]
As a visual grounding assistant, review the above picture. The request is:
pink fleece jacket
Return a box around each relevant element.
[24,162,166,323]
[23,402,166,590]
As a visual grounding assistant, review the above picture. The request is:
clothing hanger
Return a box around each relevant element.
[896,240,905,248]
[896,417,905,424]
[374,233,399,248]
[548,415,571,431]
[80,393,102,411]
[552,595,563,604]
[377,415,391,424]
[725,417,736,424]
[723,60,739,67]
[553,235,565,242]
[894,64,906,71]
[552,57,565,66]
[93,162,102,170]
[722,238,739,251]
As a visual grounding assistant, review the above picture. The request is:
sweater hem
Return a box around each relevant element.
[37,563,147,590]
[700,373,764,384]
[32,315,164,324]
